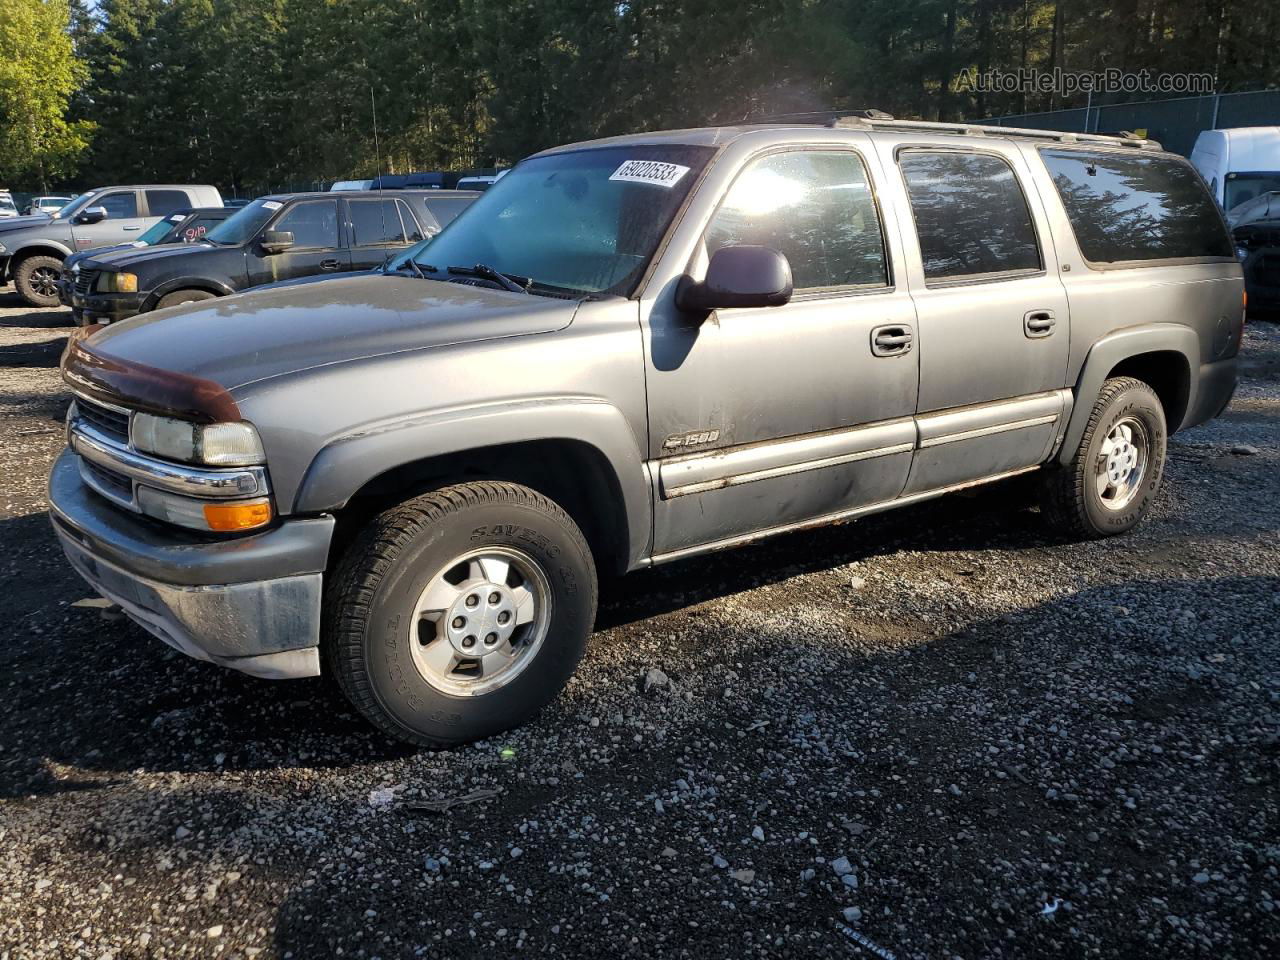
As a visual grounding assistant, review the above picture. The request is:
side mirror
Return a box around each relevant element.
[76,206,108,225]
[260,230,295,254]
[676,245,793,314]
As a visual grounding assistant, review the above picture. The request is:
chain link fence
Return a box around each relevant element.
[983,89,1280,156]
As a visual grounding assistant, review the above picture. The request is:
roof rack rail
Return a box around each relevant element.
[825,114,1161,149]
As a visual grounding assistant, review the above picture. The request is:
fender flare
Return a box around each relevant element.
[292,398,653,569]
[144,276,236,311]
[9,239,74,262]
[1058,323,1199,465]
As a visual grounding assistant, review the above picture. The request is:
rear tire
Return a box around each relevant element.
[1040,376,1167,539]
[14,255,63,307]
[156,289,216,310]
[325,481,597,747]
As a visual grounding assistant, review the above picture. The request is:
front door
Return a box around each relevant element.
[644,144,920,557]
[70,190,151,251]
[248,198,350,286]
[879,143,1072,493]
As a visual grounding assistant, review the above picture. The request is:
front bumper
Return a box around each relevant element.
[70,289,145,324]
[49,449,334,679]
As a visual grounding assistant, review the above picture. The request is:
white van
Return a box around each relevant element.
[1190,127,1280,213]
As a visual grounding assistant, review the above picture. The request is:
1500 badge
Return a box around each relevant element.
[663,429,720,450]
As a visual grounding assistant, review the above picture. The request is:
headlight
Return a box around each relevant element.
[131,413,266,466]
[98,272,138,293]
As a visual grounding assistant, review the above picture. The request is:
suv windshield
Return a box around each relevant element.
[1225,172,1280,213]
[204,198,278,246]
[0,196,15,214]
[410,144,714,295]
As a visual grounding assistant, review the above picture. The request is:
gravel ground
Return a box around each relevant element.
[0,292,1277,959]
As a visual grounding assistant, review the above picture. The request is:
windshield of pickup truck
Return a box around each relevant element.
[52,192,94,220]
[204,198,277,245]
[410,144,715,295]
[1225,172,1280,213]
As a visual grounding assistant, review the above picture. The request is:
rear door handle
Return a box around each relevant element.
[319,258,341,271]
[122,226,140,232]
[1024,310,1057,338]
[871,324,914,357]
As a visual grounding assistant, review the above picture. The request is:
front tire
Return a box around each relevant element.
[1040,376,1167,538]
[14,255,63,307]
[325,482,598,747]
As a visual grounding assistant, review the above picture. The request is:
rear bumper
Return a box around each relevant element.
[48,449,334,679]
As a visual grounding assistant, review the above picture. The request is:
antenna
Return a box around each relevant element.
[369,80,391,264]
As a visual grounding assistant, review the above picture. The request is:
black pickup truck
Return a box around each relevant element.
[68,189,477,324]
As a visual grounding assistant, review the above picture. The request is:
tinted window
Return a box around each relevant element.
[422,196,474,228]
[146,189,189,217]
[183,214,225,241]
[901,152,1041,280]
[97,191,138,219]
[350,199,407,245]
[706,150,888,291]
[1042,149,1233,263]
[395,200,425,241]
[274,200,340,248]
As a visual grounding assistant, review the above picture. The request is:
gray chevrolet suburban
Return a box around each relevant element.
[51,118,1242,747]
[0,184,222,306]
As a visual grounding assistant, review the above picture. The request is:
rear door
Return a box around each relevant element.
[346,197,413,269]
[878,141,1071,493]
[70,190,150,250]
[246,198,350,286]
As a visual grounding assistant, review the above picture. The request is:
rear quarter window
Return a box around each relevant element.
[1041,149,1233,265]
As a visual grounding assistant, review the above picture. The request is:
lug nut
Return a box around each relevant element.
[484,633,498,646]
[465,594,479,608]
[462,635,476,649]
[488,592,501,605]
[497,611,511,625]
[452,616,465,629]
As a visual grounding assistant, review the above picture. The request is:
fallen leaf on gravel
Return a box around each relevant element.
[404,787,501,814]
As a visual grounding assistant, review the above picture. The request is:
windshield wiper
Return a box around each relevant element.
[386,257,427,279]
[446,263,531,294]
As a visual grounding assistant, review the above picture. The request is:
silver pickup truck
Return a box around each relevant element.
[51,117,1242,746]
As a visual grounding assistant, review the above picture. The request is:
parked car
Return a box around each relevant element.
[0,191,17,218]
[25,195,75,216]
[223,198,252,209]
[52,118,1240,747]
[59,207,233,317]
[1229,192,1280,318]
[0,184,223,306]
[68,189,478,323]
[330,180,374,191]
[1190,127,1280,213]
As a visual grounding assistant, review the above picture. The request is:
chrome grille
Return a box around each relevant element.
[74,268,98,296]
[82,459,134,505]
[75,396,130,443]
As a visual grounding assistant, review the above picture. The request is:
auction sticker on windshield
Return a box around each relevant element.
[609,160,691,188]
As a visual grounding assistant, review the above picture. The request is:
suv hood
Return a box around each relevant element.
[86,241,217,270]
[78,274,580,397]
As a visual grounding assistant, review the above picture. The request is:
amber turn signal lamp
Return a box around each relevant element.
[203,499,272,532]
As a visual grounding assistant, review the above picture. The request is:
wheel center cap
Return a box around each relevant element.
[444,581,518,655]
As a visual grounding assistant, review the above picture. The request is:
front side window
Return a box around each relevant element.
[705,150,889,291]
[272,200,340,249]
[349,199,407,245]
[97,191,139,220]
[421,196,473,229]
[900,151,1042,281]
[414,144,715,295]
[1224,172,1280,214]
[1042,149,1233,263]
[395,200,426,241]
[146,189,189,217]
[205,199,277,246]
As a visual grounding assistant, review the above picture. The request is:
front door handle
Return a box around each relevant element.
[871,323,914,357]
[1025,310,1057,338]
[123,226,140,232]
[319,258,341,271]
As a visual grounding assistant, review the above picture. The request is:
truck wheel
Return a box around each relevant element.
[1040,377,1167,539]
[325,481,598,747]
[156,289,216,310]
[14,255,63,307]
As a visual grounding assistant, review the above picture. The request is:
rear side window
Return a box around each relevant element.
[274,200,340,248]
[1041,149,1233,263]
[146,189,189,217]
[706,150,889,291]
[900,151,1042,281]
[97,191,138,219]
[349,199,407,245]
